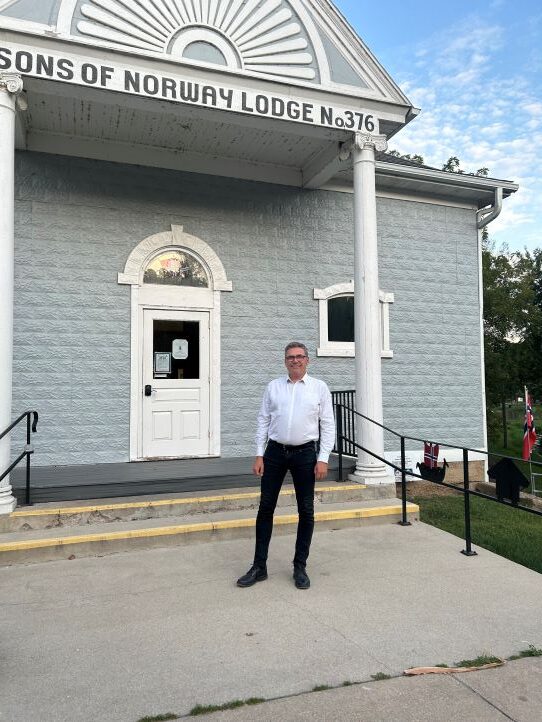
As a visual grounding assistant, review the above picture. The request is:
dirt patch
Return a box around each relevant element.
[395,480,462,499]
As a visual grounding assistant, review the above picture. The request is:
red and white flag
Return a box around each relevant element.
[522,389,537,461]
[424,442,439,469]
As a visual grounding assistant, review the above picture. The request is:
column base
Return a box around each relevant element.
[348,463,395,486]
[0,483,17,514]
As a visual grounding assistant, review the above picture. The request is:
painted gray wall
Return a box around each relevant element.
[13,151,484,466]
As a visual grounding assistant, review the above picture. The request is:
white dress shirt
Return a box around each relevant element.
[255,374,336,463]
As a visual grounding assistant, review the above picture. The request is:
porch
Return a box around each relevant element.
[11,453,352,503]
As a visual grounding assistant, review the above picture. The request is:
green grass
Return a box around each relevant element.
[410,493,542,574]
[137,715,178,722]
[312,685,332,692]
[508,645,542,660]
[370,673,391,681]
[189,698,265,716]
[455,654,502,667]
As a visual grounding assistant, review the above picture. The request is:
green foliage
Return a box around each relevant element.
[508,645,542,660]
[455,655,502,667]
[387,150,425,165]
[410,494,542,574]
[190,701,244,715]
[137,715,178,722]
[312,684,332,691]
[370,673,391,681]
[482,242,542,407]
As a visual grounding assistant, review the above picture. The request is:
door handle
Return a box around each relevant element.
[144,384,153,396]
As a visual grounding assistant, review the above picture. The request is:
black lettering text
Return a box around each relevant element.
[100,66,114,87]
[286,100,300,119]
[271,97,285,116]
[36,54,54,77]
[81,63,98,84]
[143,74,159,94]
[15,51,33,73]
[180,82,199,103]
[0,47,12,70]
[219,88,233,107]
[57,58,74,80]
[125,70,140,92]
[320,106,333,125]
[201,85,217,105]
[241,92,253,112]
[302,103,313,122]
[162,77,177,99]
[255,94,268,114]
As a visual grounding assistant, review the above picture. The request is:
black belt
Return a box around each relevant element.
[268,439,317,452]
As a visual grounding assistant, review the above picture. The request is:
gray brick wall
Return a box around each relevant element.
[13,152,484,466]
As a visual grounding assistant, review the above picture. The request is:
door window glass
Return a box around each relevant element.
[153,320,200,379]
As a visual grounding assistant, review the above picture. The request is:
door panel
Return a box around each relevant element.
[142,309,210,458]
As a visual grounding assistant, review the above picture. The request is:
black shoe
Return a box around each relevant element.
[236,565,268,587]
[293,565,310,589]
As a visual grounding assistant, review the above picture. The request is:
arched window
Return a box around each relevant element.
[313,282,393,357]
[143,250,208,288]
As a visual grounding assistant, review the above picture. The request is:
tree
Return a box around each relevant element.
[387,150,425,165]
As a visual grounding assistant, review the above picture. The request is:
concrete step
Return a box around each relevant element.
[0,494,419,566]
[2,483,396,533]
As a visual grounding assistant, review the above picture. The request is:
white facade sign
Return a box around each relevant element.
[0,42,379,133]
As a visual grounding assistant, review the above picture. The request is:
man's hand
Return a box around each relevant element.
[314,461,328,481]
[253,456,264,476]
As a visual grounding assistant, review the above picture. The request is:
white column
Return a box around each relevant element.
[0,73,23,514]
[348,132,394,485]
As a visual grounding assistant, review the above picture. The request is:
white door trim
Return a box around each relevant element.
[118,225,232,460]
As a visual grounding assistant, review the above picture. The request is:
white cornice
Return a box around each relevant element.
[376,161,519,196]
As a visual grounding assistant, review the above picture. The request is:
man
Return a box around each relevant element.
[237,342,335,590]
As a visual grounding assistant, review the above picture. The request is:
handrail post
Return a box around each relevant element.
[461,448,477,556]
[25,412,32,506]
[337,404,343,483]
[398,435,411,526]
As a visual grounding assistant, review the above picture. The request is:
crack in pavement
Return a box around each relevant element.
[451,673,517,721]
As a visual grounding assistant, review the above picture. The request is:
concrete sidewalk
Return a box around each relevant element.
[1,521,541,722]
[195,657,542,721]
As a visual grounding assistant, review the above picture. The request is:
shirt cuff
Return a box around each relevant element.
[317,451,330,463]
[256,446,265,457]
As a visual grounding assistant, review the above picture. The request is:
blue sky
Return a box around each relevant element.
[334,0,542,253]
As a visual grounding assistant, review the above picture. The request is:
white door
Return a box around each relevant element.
[142,309,210,458]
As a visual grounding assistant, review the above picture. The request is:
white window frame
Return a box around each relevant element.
[314,281,393,358]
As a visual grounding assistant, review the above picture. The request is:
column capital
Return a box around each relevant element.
[353,132,388,153]
[0,72,23,96]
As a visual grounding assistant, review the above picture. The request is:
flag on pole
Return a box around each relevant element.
[424,442,439,469]
[522,388,537,461]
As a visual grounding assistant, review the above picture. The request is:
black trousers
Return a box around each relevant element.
[254,439,317,568]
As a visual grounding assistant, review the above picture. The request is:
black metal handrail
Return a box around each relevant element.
[331,390,356,456]
[334,402,542,556]
[0,411,39,506]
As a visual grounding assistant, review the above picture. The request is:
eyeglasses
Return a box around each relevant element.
[285,354,307,361]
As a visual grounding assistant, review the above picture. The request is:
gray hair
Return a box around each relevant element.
[284,341,309,357]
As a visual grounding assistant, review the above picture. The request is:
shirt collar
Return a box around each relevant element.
[287,373,309,384]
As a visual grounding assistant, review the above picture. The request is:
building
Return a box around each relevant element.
[0,0,517,511]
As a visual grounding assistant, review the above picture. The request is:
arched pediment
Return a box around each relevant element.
[118,225,232,291]
[1,0,411,103]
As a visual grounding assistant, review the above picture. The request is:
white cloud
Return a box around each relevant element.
[391,15,541,251]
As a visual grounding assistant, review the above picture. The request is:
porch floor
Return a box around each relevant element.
[11,454,352,504]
